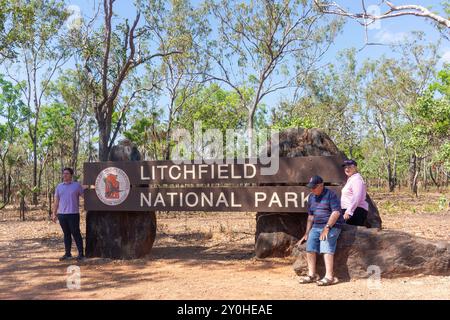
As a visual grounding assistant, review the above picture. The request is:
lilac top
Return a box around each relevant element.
[55,181,84,214]
[341,173,369,215]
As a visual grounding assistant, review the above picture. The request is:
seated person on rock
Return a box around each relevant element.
[298,175,344,286]
[341,159,369,226]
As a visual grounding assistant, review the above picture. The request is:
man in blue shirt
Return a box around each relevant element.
[52,167,86,261]
[298,175,344,286]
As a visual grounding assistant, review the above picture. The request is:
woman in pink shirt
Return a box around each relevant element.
[340,160,369,226]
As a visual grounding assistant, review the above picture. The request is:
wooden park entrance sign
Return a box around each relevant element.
[83,153,348,259]
[83,155,346,213]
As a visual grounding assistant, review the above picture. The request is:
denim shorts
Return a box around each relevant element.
[306,226,341,254]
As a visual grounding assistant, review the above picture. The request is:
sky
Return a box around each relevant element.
[65,0,450,64]
[64,0,449,112]
[2,0,449,124]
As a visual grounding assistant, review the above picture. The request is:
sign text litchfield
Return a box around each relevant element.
[83,156,345,213]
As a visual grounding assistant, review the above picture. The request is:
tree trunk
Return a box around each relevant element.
[1,157,7,204]
[423,159,428,191]
[19,195,25,221]
[6,171,12,204]
[409,154,418,195]
[247,114,254,131]
[51,147,55,189]
[71,122,80,176]
[446,169,449,187]
[393,156,398,191]
[247,114,256,157]
[59,147,64,177]
[387,161,395,192]
[98,121,111,162]
[48,192,53,220]
[412,170,419,197]
[32,136,38,205]
[87,122,94,162]
[164,123,172,160]
[38,161,44,200]
[429,165,440,189]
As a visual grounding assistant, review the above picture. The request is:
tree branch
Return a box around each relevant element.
[314,0,450,29]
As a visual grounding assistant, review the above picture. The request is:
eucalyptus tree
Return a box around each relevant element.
[141,0,210,160]
[408,67,450,188]
[0,74,26,207]
[361,34,440,192]
[204,0,343,134]
[123,108,167,160]
[38,103,74,189]
[47,69,93,176]
[77,0,182,161]
[0,0,20,61]
[4,0,72,204]
[0,0,42,61]
[284,49,364,158]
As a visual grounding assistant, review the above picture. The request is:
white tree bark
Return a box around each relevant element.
[314,1,450,29]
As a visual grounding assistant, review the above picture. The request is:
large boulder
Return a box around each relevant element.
[255,128,382,258]
[85,139,157,259]
[292,224,450,279]
[109,140,142,161]
[277,127,345,157]
[255,213,307,258]
[366,194,381,229]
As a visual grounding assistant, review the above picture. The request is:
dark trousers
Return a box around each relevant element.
[341,207,368,226]
[58,213,83,256]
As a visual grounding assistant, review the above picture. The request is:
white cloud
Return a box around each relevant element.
[374,29,409,44]
[440,50,450,65]
[67,4,81,15]
[66,4,82,31]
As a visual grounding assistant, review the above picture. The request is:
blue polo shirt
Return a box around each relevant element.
[307,187,344,229]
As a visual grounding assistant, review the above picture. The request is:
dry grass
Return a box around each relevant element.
[370,188,450,215]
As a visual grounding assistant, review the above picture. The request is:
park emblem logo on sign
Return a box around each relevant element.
[95,167,131,206]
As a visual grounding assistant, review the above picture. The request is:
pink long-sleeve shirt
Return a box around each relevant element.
[341,173,369,215]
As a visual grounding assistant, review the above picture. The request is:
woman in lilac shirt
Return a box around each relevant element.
[341,159,369,226]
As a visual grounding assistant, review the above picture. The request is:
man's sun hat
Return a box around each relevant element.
[306,175,323,188]
[342,159,357,167]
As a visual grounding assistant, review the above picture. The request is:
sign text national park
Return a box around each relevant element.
[83,156,345,213]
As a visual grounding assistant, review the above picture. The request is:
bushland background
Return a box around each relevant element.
[0,0,449,299]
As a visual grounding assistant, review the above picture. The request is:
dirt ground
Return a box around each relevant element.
[0,190,449,300]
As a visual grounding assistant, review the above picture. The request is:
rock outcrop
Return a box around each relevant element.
[292,224,449,279]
